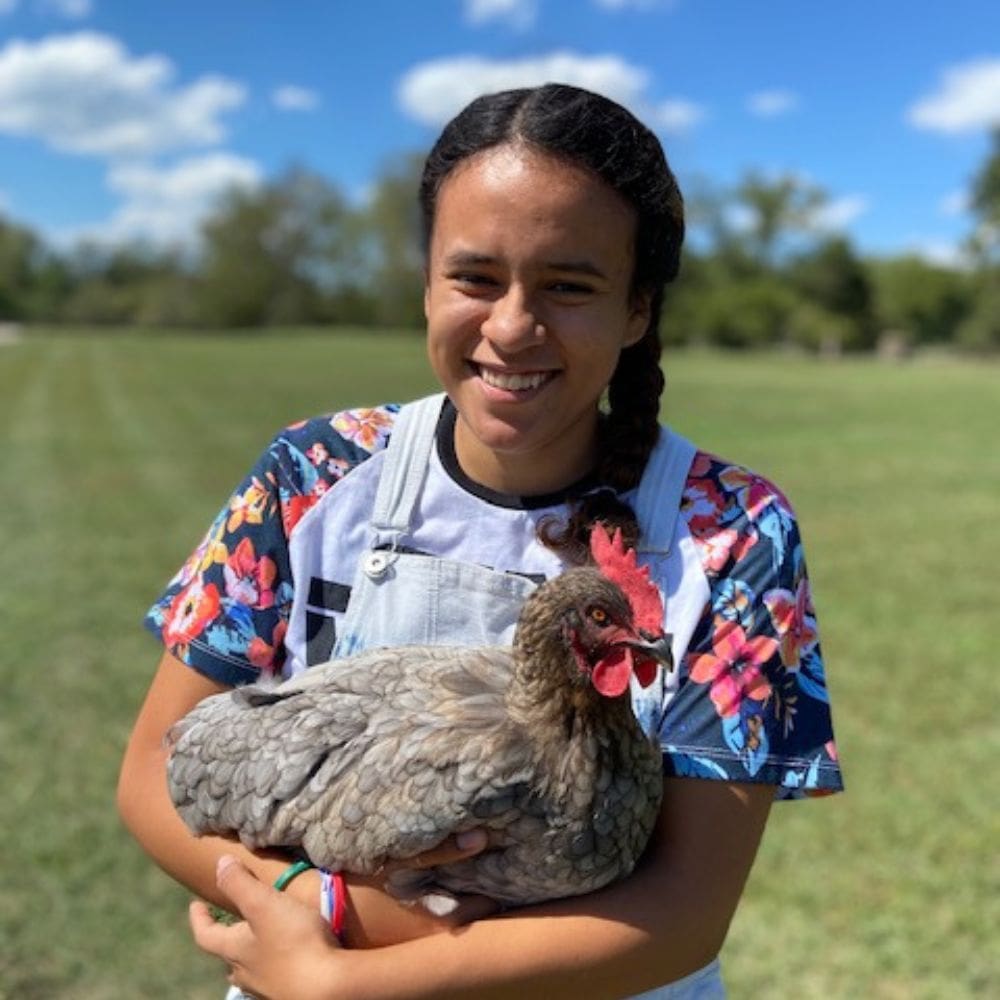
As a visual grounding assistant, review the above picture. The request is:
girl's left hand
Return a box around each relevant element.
[190,855,344,1000]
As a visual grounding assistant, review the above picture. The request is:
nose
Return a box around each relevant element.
[480,285,543,351]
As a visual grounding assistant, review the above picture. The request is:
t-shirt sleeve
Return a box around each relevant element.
[143,408,395,686]
[661,454,843,799]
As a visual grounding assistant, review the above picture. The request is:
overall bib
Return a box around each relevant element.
[332,394,725,1000]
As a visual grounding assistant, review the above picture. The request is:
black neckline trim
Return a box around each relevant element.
[435,400,600,510]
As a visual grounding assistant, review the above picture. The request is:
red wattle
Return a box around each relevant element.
[592,647,634,698]
[634,656,659,688]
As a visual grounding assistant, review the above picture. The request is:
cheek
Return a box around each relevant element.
[561,326,629,383]
[426,300,484,370]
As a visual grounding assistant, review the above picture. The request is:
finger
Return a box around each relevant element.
[404,829,489,871]
[214,855,274,917]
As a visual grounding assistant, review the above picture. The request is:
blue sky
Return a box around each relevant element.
[1,0,998,264]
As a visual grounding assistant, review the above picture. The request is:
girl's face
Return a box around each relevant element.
[424,144,650,496]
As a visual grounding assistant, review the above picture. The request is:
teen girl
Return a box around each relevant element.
[119,83,842,999]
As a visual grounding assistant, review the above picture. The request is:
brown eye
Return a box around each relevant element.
[588,606,609,625]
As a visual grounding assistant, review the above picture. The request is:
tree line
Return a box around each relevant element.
[3,136,1000,353]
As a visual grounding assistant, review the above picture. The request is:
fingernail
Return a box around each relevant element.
[216,855,237,880]
[456,829,487,851]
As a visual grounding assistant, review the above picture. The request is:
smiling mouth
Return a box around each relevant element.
[473,364,555,392]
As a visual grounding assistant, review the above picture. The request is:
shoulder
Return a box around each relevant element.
[267,403,401,476]
[685,450,796,526]
[250,404,401,536]
[681,450,800,574]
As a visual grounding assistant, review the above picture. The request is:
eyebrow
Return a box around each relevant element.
[441,250,609,281]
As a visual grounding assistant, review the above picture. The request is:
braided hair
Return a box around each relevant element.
[420,84,685,560]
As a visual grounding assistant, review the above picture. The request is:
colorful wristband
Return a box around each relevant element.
[319,868,347,943]
[273,859,315,892]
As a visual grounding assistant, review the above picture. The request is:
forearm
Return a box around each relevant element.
[117,733,316,911]
[349,901,691,999]
[342,846,718,1000]
[318,780,773,1000]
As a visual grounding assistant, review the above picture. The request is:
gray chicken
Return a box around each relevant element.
[167,531,672,914]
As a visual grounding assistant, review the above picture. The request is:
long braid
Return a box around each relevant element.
[537,326,665,564]
[599,326,665,494]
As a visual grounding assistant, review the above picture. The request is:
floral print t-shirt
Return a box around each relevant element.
[146,401,843,800]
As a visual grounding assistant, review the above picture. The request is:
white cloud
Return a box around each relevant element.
[271,84,320,112]
[399,51,658,127]
[650,97,704,133]
[463,0,536,29]
[940,189,968,217]
[908,58,1000,134]
[40,0,93,18]
[812,194,870,230]
[0,31,246,157]
[60,153,262,246]
[724,203,755,234]
[746,88,799,118]
[904,238,967,269]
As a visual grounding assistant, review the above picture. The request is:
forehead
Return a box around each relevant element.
[430,144,637,264]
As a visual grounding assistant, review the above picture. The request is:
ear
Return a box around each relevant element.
[623,290,652,349]
[423,276,431,322]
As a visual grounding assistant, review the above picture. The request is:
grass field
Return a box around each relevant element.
[1,330,997,998]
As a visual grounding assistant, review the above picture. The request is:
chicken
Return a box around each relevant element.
[167,528,673,914]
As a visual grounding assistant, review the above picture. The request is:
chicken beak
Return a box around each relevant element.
[624,633,674,685]
[634,632,673,665]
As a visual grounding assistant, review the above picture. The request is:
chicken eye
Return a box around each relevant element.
[588,606,610,626]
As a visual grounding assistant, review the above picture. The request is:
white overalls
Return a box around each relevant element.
[331,394,725,1000]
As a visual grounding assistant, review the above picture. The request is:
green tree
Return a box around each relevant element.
[359,153,427,329]
[955,278,1000,351]
[969,129,1000,252]
[60,241,192,326]
[868,255,971,345]
[0,217,44,320]
[196,168,357,328]
[734,171,826,267]
[788,237,877,350]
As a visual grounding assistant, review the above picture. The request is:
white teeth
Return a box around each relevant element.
[479,367,548,391]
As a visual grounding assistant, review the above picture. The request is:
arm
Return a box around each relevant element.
[118,650,493,938]
[117,650,319,910]
[192,776,774,1000]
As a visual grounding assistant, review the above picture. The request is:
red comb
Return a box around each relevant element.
[589,525,664,633]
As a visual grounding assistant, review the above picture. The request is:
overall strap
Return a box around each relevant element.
[369,393,446,547]
[634,426,697,555]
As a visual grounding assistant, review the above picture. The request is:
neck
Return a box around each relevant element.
[508,631,608,729]
[453,413,598,496]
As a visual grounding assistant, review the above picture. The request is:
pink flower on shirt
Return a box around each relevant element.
[224,537,277,610]
[763,577,818,671]
[248,619,288,673]
[719,465,792,520]
[163,578,221,650]
[332,408,394,452]
[688,616,777,719]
